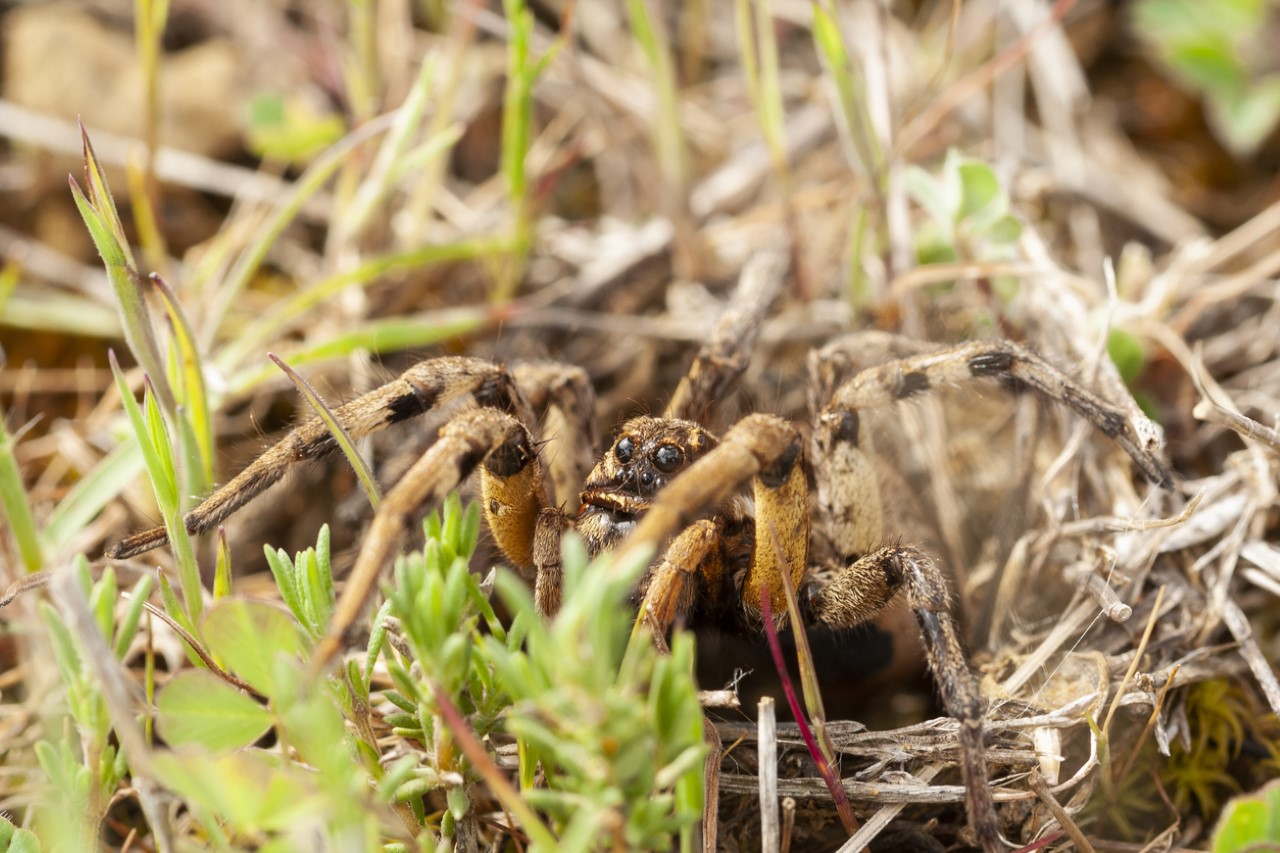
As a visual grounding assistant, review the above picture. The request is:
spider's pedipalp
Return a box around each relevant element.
[314,406,543,670]
[824,339,1173,488]
[106,356,518,561]
[637,518,724,631]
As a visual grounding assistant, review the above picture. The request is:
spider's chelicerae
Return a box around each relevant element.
[108,253,1172,851]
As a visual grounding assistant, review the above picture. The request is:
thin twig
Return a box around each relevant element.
[758,697,780,853]
[1029,770,1095,853]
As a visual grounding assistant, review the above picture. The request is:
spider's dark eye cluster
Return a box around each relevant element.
[653,444,683,472]
[614,436,634,464]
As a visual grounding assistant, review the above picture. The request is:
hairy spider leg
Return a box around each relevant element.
[617,413,809,626]
[313,407,545,670]
[617,409,1004,851]
[663,250,787,422]
[822,338,1173,488]
[106,357,525,560]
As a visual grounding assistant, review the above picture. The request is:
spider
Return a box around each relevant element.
[107,253,1172,851]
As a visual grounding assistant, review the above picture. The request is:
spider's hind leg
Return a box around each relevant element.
[663,250,787,422]
[822,339,1172,487]
[805,545,1002,852]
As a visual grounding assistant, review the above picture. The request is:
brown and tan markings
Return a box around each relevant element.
[107,251,1173,852]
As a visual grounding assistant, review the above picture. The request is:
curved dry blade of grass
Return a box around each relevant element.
[269,352,381,510]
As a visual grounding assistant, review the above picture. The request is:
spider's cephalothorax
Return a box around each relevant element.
[577,417,719,554]
[105,252,1174,851]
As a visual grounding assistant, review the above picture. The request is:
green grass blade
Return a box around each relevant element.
[225,305,495,396]
[73,127,175,413]
[42,440,143,555]
[213,528,232,600]
[336,54,439,245]
[1,290,123,337]
[149,273,214,493]
[109,352,202,623]
[217,237,509,371]
[0,406,43,572]
[810,2,880,179]
[629,0,686,195]
[269,352,380,509]
[202,111,399,347]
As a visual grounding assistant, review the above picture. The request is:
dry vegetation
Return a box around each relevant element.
[2,1,1280,851]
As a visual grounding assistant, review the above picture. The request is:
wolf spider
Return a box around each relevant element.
[108,254,1171,851]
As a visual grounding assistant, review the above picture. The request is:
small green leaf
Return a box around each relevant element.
[1212,778,1280,852]
[1107,329,1147,385]
[446,785,470,822]
[1165,40,1244,94]
[156,670,271,751]
[1209,76,1280,155]
[114,573,155,660]
[982,214,1023,245]
[151,749,314,831]
[904,165,957,241]
[957,160,1001,222]
[0,811,42,853]
[201,599,305,697]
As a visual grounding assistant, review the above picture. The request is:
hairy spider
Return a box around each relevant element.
[107,253,1172,851]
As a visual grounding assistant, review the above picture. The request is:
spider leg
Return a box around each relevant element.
[663,251,787,422]
[806,546,1002,852]
[106,356,523,560]
[822,339,1172,487]
[314,406,544,669]
[636,518,724,632]
[531,507,573,617]
[510,361,597,511]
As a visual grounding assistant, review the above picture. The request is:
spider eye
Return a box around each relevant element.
[614,436,634,464]
[653,444,684,473]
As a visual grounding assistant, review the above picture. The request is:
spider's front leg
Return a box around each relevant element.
[620,413,1003,851]
[107,356,528,560]
[314,406,554,669]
